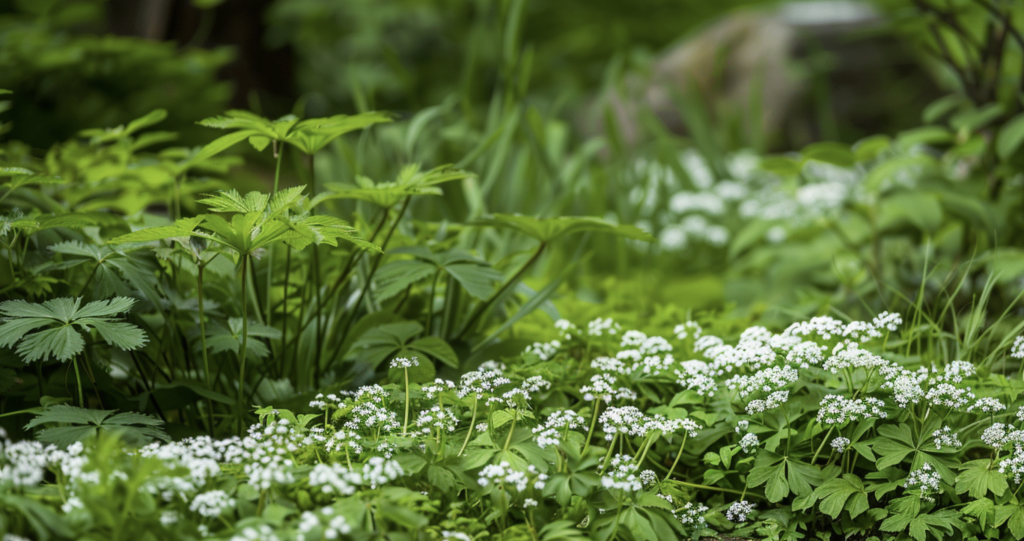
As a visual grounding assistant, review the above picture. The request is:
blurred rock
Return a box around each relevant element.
[583,0,934,149]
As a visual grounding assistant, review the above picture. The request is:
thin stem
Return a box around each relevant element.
[402,367,410,435]
[197,264,215,436]
[811,426,834,464]
[238,255,250,434]
[663,434,688,482]
[72,356,84,407]
[457,398,479,457]
[581,402,601,456]
[502,412,518,455]
[425,268,442,334]
[264,144,284,337]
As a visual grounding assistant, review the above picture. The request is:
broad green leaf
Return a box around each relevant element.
[957,459,1008,499]
[407,336,459,369]
[17,326,84,362]
[997,113,1024,160]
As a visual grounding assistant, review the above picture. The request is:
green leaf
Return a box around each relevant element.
[957,458,1009,499]
[445,262,504,300]
[801,141,855,167]
[373,260,436,301]
[35,426,99,447]
[997,113,1024,160]
[25,405,113,428]
[188,130,259,164]
[17,326,84,362]
[814,474,867,519]
[78,319,148,351]
[407,336,459,369]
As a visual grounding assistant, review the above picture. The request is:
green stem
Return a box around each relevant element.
[72,356,84,407]
[581,402,601,456]
[502,412,518,454]
[457,398,479,457]
[811,426,834,464]
[264,143,284,341]
[663,434,688,482]
[402,367,410,435]
[425,268,442,334]
[238,255,250,434]
[668,480,756,498]
[198,264,214,436]
[600,435,617,473]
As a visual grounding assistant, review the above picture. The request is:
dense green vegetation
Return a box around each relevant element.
[4,0,1024,540]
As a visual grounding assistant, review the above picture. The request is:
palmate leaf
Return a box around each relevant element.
[25,404,168,447]
[380,246,501,301]
[472,213,655,243]
[107,216,205,245]
[285,111,393,154]
[320,164,469,209]
[0,297,146,363]
[198,189,270,214]
[284,214,381,252]
[373,260,436,301]
[17,326,85,362]
[76,319,148,351]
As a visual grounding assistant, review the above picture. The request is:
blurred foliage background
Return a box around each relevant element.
[2,0,1023,328]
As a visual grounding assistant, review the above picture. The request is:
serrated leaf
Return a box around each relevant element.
[17,326,84,362]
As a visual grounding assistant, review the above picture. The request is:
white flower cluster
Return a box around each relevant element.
[296,507,351,541]
[672,501,709,529]
[726,500,756,523]
[477,462,547,492]
[580,373,637,403]
[413,405,459,436]
[739,433,760,453]
[533,409,587,449]
[830,437,850,454]
[389,357,420,369]
[587,317,621,337]
[600,454,643,492]
[816,395,887,425]
[904,462,941,502]
[188,490,235,517]
[932,426,962,450]
[524,340,561,361]
[309,457,404,495]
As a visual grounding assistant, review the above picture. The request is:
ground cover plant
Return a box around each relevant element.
[4,0,1024,540]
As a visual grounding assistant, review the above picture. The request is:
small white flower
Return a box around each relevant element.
[726,500,756,522]
[390,357,419,369]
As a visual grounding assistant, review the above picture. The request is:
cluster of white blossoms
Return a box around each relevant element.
[739,432,760,453]
[672,502,709,530]
[477,462,547,492]
[579,372,637,403]
[588,317,621,337]
[296,507,351,541]
[532,409,587,449]
[600,454,645,492]
[413,405,459,436]
[830,437,851,454]
[816,395,887,426]
[932,426,962,450]
[726,500,757,523]
[904,463,942,502]
[390,357,420,369]
[189,490,235,517]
